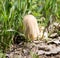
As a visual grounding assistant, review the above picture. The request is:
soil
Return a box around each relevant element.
[6,37,60,58]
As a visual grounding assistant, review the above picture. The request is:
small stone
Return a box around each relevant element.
[33,40,40,44]
[23,49,30,56]
[58,37,60,39]
[53,22,59,27]
[47,39,60,45]
[9,53,14,58]
[49,33,58,38]
[38,50,45,55]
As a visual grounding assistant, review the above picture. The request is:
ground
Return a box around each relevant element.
[6,37,60,58]
[6,22,60,58]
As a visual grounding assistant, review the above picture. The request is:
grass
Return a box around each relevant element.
[0,0,60,57]
[30,51,39,58]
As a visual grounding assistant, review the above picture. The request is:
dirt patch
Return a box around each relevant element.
[6,37,60,58]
